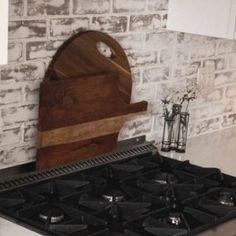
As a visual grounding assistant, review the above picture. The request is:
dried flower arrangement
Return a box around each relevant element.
[161,84,197,153]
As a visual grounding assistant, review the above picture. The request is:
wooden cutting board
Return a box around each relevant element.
[37,31,148,170]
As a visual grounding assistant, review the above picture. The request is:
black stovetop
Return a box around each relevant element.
[0,150,236,236]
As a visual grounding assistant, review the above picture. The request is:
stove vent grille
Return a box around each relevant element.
[0,142,156,192]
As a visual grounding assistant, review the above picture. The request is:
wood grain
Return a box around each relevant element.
[39,74,120,107]
[36,31,148,170]
[37,134,118,170]
[45,31,132,103]
[38,104,147,148]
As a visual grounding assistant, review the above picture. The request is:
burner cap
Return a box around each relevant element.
[167,213,182,226]
[153,173,178,184]
[39,207,65,224]
[102,189,124,202]
[218,191,235,207]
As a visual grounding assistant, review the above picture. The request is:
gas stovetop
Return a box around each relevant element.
[0,139,236,236]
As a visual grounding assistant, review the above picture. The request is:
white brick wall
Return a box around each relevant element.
[0,0,236,169]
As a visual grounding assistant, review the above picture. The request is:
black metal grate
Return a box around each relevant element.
[0,142,157,193]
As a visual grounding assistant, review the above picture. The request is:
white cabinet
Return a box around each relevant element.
[0,0,8,65]
[167,0,236,39]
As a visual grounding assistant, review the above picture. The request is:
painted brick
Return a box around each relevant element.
[153,115,164,132]
[189,117,221,136]
[143,67,169,83]
[119,115,153,139]
[176,32,186,44]
[0,113,3,127]
[127,51,157,67]
[227,70,236,84]
[0,85,22,105]
[217,40,236,55]
[225,99,236,113]
[188,106,210,120]
[204,88,223,102]
[24,122,38,143]
[113,0,146,13]
[132,85,156,102]
[161,13,168,28]
[9,0,24,17]
[148,0,169,11]
[73,0,110,14]
[24,83,40,104]
[28,0,70,16]
[1,105,38,126]
[2,0,236,168]
[131,68,141,85]
[175,45,190,64]
[214,72,232,86]
[210,100,235,116]
[8,42,23,62]
[0,151,7,166]
[203,58,226,71]
[114,34,145,51]
[222,113,236,127]
[190,42,216,59]
[155,81,187,105]
[174,62,200,78]
[224,71,236,84]
[1,61,45,82]
[148,101,162,115]
[145,32,175,50]
[9,20,47,39]
[0,127,21,146]
[178,33,215,45]
[226,85,236,98]
[50,18,89,37]
[92,16,128,33]
[130,14,161,32]
[1,145,36,166]
[26,40,64,60]
[148,98,161,114]
[146,132,162,144]
[159,48,173,65]
[228,53,236,69]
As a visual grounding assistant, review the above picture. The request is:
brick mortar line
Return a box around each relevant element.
[0,119,37,130]
[9,10,168,20]
[0,138,36,148]
[7,30,169,44]
[188,123,236,139]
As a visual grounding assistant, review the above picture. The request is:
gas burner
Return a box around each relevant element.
[153,173,178,184]
[218,191,235,207]
[167,212,182,226]
[102,189,124,202]
[2,150,236,236]
[39,207,65,224]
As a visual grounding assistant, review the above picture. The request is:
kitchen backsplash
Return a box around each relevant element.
[0,0,236,169]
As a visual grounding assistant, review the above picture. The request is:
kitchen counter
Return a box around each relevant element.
[159,126,236,177]
[0,217,41,236]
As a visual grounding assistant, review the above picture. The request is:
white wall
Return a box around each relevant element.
[0,0,8,65]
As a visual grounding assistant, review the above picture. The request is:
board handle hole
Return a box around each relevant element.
[96,42,116,59]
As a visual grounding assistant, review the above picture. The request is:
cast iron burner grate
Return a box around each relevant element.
[0,142,156,193]
[0,142,236,235]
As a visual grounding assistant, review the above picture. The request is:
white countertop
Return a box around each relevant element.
[0,217,41,236]
[159,126,236,176]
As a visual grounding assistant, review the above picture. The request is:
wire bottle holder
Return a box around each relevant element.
[161,104,190,153]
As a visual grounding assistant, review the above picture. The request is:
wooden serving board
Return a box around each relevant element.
[45,31,132,103]
[37,31,148,170]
